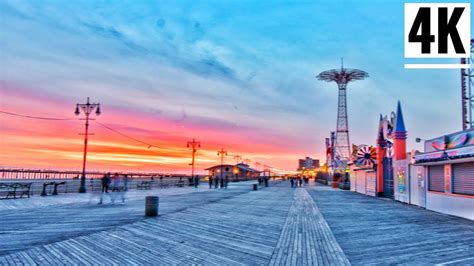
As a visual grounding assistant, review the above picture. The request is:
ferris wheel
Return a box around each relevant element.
[355,145,377,167]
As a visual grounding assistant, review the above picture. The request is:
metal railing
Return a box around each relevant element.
[0,168,203,196]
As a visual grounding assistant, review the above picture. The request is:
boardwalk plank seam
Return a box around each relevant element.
[268,188,350,266]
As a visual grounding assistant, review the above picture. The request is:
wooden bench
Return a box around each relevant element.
[137,181,153,190]
[41,181,67,196]
[53,181,67,195]
[0,183,32,199]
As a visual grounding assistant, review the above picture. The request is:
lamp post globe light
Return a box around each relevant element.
[75,97,101,193]
[187,139,201,186]
[217,148,228,181]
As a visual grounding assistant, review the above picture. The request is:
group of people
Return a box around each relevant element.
[289,176,310,188]
[97,172,129,204]
[258,176,269,187]
[208,176,229,189]
[187,176,200,188]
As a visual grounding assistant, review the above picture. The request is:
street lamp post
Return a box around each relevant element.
[217,148,228,181]
[75,97,100,193]
[187,138,201,186]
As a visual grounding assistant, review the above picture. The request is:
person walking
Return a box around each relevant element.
[209,176,213,189]
[123,174,129,191]
[290,177,294,188]
[112,173,120,191]
[119,174,127,203]
[194,176,199,188]
[214,176,219,189]
[298,177,303,187]
[101,173,111,193]
[98,172,111,204]
[224,176,229,189]
[109,173,120,204]
[220,176,224,189]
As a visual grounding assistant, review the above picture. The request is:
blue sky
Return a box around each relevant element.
[0,0,473,171]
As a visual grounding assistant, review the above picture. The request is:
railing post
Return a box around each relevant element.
[41,183,47,196]
[53,182,58,195]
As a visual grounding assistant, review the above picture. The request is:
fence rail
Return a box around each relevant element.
[0,168,204,195]
[0,168,196,180]
[0,169,275,196]
[0,177,197,196]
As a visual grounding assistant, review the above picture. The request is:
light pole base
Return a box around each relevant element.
[78,186,86,193]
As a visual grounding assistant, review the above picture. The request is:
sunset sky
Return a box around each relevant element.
[0,0,472,173]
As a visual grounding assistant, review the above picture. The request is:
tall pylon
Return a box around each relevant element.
[461,39,474,130]
[317,59,369,169]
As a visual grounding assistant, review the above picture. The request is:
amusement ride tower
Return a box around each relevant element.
[461,39,474,130]
[317,60,369,169]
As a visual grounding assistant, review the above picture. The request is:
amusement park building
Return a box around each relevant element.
[414,129,474,220]
[349,101,406,199]
[347,101,473,220]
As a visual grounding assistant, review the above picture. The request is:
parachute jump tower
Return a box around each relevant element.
[317,59,369,170]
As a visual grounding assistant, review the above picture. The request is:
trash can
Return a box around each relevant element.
[145,196,159,217]
[253,184,258,191]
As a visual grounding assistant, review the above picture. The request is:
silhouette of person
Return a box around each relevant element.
[101,173,111,193]
[99,172,111,204]
[194,176,199,188]
[209,176,213,189]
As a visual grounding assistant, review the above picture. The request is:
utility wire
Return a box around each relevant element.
[93,121,165,150]
[93,120,161,149]
[1,109,166,150]
[0,110,76,120]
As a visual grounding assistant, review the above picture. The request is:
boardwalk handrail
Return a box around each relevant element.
[0,168,200,180]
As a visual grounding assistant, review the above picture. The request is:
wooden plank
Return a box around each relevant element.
[307,184,474,265]
[1,181,472,265]
[269,188,350,266]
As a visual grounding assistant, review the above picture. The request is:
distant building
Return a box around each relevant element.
[298,157,320,171]
[205,163,260,181]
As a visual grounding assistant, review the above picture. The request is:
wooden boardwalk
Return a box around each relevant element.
[269,189,349,266]
[0,185,241,255]
[307,186,474,265]
[0,182,293,265]
[0,181,473,265]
